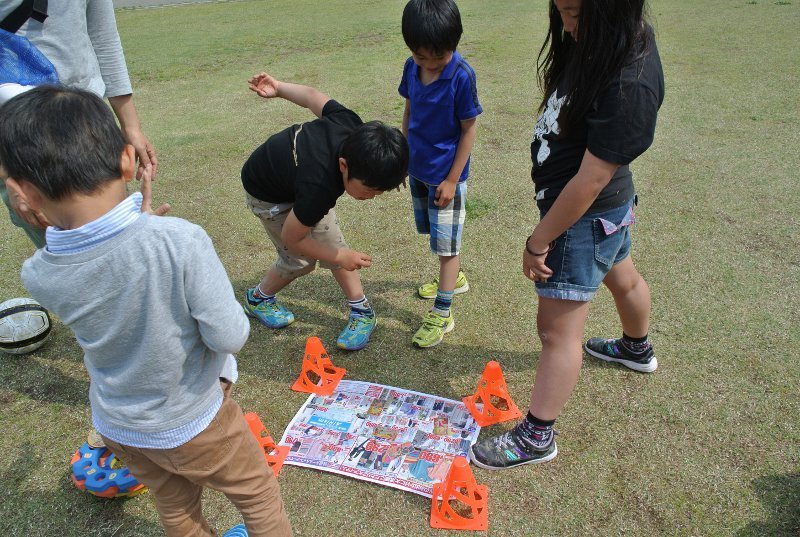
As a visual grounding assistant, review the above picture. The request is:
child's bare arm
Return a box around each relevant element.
[402,99,411,138]
[281,210,372,271]
[248,72,330,119]
[435,117,477,207]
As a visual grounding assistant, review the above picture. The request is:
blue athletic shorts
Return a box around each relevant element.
[410,176,466,256]
[535,197,636,301]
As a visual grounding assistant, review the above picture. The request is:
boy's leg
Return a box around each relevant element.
[312,211,377,351]
[196,382,293,537]
[412,181,466,348]
[245,194,314,328]
[99,439,215,537]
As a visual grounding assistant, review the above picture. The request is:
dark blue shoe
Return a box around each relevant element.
[584,337,657,373]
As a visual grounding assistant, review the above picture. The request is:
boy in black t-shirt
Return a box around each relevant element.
[241,72,408,351]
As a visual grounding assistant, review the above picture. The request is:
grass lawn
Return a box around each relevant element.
[1,0,798,535]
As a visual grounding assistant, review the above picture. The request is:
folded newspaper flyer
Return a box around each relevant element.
[278,380,481,497]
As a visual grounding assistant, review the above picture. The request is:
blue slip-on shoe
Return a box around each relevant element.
[243,288,295,329]
[223,524,248,537]
[336,311,377,351]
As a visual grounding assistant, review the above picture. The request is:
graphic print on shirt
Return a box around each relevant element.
[533,90,567,165]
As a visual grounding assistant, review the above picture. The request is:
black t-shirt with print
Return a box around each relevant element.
[241,100,362,227]
[530,26,665,213]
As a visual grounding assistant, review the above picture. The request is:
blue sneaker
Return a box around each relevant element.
[336,311,377,351]
[243,288,295,328]
[223,524,248,537]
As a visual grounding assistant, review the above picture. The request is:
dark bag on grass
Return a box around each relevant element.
[0,0,59,86]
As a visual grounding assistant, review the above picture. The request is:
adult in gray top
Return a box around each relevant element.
[0,0,157,247]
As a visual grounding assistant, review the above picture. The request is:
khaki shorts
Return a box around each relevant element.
[245,193,348,279]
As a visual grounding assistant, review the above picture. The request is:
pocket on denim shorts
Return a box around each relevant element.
[592,218,619,268]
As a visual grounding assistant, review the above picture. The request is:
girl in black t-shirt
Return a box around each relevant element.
[470,0,664,470]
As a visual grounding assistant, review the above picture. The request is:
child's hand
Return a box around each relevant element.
[140,172,171,216]
[434,181,457,208]
[6,183,49,228]
[336,248,373,271]
[395,177,408,192]
[248,72,280,99]
[523,236,554,282]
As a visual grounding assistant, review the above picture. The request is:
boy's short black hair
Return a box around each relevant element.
[340,121,408,191]
[0,85,126,200]
[402,0,463,54]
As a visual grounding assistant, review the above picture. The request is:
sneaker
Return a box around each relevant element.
[337,312,377,351]
[417,270,470,299]
[470,428,558,470]
[412,310,454,348]
[584,337,658,373]
[243,288,295,329]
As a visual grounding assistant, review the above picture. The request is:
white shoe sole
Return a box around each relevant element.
[584,344,658,373]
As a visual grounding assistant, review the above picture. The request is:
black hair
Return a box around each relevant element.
[340,121,409,191]
[0,85,126,200]
[537,0,650,135]
[402,0,463,54]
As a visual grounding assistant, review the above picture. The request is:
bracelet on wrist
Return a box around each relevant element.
[525,236,555,256]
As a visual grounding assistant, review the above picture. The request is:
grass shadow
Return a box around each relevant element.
[736,473,800,536]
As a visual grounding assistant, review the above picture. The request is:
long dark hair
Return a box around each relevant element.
[537,0,650,134]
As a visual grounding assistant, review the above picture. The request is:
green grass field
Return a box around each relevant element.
[1,0,798,535]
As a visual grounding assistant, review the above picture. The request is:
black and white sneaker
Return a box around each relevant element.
[470,427,557,471]
[584,337,658,373]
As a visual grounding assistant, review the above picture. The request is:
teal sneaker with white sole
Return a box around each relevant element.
[417,270,469,299]
[337,311,377,351]
[243,288,294,328]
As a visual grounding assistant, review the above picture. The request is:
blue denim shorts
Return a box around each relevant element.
[410,176,467,256]
[535,197,636,302]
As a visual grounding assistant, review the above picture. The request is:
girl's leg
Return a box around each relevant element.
[470,296,589,470]
[528,297,591,420]
[602,256,650,338]
[585,256,657,372]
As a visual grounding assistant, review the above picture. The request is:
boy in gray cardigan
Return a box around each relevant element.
[0,86,291,537]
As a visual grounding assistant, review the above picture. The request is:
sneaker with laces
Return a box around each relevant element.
[584,337,658,373]
[243,288,295,328]
[417,270,470,299]
[470,427,558,470]
[412,310,454,348]
[337,312,377,351]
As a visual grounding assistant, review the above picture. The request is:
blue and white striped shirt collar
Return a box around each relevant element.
[46,192,143,255]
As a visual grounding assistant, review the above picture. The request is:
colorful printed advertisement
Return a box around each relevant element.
[278,380,481,497]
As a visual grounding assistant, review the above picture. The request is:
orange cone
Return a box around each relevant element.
[430,456,488,530]
[462,360,523,427]
[244,412,290,477]
[291,336,346,396]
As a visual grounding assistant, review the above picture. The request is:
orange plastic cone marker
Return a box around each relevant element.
[462,360,523,427]
[244,412,290,477]
[430,456,489,531]
[291,336,346,396]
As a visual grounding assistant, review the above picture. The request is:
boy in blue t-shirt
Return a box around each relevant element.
[399,0,482,348]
